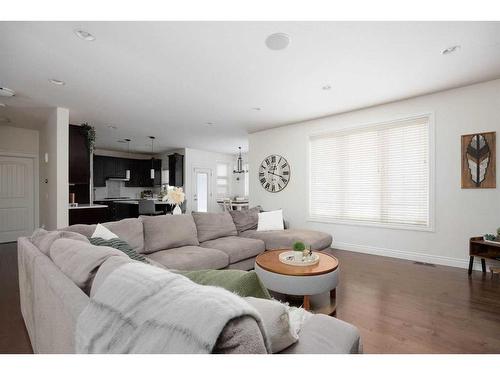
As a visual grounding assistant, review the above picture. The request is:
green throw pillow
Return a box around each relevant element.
[89,237,149,263]
[177,269,271,300]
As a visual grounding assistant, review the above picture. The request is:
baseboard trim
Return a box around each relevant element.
[334,241,487,271]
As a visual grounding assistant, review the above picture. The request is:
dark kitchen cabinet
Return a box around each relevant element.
[93,155,106,187]
[94,155,161,188]
[168,153,184,187]
[69,207,108,225]
[69,125,90,184]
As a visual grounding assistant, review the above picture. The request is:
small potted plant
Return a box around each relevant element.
[293,241,306,262]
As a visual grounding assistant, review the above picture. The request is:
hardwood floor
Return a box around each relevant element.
[0,242,32,353]
[325,249,500,353]
[0,241,499,354]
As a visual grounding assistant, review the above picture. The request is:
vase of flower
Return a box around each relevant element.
[162,186,185,215]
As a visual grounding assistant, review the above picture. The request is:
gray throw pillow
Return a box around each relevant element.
[192,211,238,242]
[229,206,262,233]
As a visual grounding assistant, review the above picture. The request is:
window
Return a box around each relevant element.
[216,163,230,198]
[309,115,431,229]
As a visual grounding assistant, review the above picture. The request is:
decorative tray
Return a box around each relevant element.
[278,251,320,266]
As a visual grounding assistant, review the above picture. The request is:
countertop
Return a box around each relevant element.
[111,200,168,205]
[68,204,108,210]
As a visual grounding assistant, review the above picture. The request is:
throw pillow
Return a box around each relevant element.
[91,223,118,240]
[49,238,127,294]
[89,237,149,263]
[229,206,262,233]
[257,209,284,231]
[177,269,272,300]
[191,211,238,242]
[244,297,300,353]
[30,228,89,255]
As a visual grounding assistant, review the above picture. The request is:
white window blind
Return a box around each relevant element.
[216,163,230,198]
[309,116,430,229]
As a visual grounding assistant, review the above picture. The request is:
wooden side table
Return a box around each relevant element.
[254,250,339,314]
[469,237,500,275]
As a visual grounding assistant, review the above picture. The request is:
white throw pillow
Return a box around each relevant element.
[257,210,284,231]
[91,223,118,240]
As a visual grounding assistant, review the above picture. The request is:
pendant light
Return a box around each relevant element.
[124,139,131,180]
[233,146,247,174]
[149,136,155,179]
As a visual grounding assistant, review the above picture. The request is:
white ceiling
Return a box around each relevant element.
[1,21,500,154]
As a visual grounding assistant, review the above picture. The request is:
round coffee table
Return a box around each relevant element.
[254,250,339,313]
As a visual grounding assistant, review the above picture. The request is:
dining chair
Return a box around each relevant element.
[138,199,164,216]
[222,198,233,212]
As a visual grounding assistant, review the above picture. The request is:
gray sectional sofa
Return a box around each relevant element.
[62,211,333,271]
[17,211,362,354]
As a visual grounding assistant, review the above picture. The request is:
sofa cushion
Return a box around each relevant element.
[228,206,261,233]
[200,236,265,263]
[280,314,361,354]
[191,211,237,242]
[49,238,127,294]
[141,214,199,254]
[146,246,229,270]
[30,228,89,255]
[65,218,145,253]
[239,229,332,251]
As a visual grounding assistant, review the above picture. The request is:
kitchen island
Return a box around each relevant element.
[94,199,173,221]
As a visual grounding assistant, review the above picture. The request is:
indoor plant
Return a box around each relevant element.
[292,241,306,262]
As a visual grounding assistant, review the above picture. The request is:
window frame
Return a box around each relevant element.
[307,113,435,232]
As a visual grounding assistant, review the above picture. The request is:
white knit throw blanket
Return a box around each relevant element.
[75,263,269,353]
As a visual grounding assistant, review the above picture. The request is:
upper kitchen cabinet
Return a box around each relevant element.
[69,125,90,184]
[168,153,184,187]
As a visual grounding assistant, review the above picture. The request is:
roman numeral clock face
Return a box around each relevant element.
[258,155,291,193]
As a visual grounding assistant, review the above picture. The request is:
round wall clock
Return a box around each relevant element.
[258,154,291,193]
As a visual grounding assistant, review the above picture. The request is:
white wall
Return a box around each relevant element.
[0,125,39,154]
[184,148,243,213]
[39,108,69,230]
[249,79,500,270]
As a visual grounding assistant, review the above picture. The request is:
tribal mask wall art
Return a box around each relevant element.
[461,132,496,188]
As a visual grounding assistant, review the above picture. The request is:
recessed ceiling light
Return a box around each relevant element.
[206,122,214,126]
[252,107,262,111]
[322,85,332,90]
[265,33,291,51]
[74,29,96,41]
[0,87,15,97]
[0,117,11,123]
[49,79,65,86]
[108,125,118,130]
[441,45,461,55]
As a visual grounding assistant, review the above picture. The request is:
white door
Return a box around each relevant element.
[0,156,35,243]
[192,168,212,213]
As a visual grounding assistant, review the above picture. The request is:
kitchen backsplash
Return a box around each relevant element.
[94,180,160,200]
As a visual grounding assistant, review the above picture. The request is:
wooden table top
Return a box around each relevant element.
[255,249,339,276]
